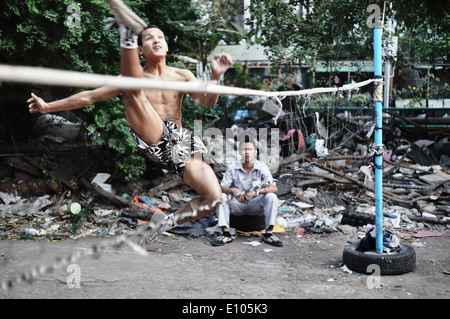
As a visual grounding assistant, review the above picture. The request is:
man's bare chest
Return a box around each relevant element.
[143,89,182,108]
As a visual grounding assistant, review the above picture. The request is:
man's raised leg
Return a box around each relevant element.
[119,32,163,145]
[105,0,163,145]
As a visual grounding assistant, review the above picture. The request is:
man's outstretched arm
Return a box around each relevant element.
[28,86,121,114]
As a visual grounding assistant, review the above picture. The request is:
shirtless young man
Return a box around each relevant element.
[28,24,233,236]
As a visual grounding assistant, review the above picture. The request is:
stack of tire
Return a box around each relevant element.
[341,210,375,227]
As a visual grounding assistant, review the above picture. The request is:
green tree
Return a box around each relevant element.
[246,0,448,79]
[392,0,449,64]
[0,0,223,181]
[246,0,373,80]
[194,0,246,71]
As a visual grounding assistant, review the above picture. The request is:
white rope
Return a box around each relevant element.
[0,64,380,99]
[374,80,384,102]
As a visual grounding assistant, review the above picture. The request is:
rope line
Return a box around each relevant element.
[0,64,381,99]
[0,64,380,123]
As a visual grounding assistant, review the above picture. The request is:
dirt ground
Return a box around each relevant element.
[0,226,448,303]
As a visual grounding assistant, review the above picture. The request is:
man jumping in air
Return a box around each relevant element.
[28,0,233,241]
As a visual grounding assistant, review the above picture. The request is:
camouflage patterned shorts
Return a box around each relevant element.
[131,121,213,177]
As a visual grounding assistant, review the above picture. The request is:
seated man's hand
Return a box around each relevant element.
[232,188,246,204]
[242,190,258,205]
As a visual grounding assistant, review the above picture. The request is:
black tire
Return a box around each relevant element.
[341,211,375,227]
[230,214,265,232]
[342,242,416,275]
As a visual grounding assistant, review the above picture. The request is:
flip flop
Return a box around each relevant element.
[212,235,233,246]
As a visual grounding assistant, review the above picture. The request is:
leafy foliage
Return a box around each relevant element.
[246,0,374,77]
[2,0,447,181]
[246,0,448,77]
[0,0,230,181]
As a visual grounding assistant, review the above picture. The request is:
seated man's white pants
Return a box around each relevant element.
[217,192,278,230]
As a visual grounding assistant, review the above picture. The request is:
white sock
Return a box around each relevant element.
[119,25,138,49]
[160,213,177,232]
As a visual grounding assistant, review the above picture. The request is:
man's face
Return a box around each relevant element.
[239,142,257,164]
[138,28,168,58]
[285,73,294,86]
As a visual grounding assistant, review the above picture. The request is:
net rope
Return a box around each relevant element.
[0,63,382,125]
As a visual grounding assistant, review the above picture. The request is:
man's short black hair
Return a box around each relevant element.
[137,24,163,46]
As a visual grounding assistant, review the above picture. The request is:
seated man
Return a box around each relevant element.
[212,138,283,247]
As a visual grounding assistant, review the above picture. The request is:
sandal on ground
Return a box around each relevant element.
[260,233,283,247]
[212,235,233,246]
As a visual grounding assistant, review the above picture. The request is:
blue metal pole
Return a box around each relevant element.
[374,27,383,253]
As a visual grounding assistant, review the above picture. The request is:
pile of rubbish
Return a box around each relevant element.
[272,135,450,240]
[1,110,449,242]
[0,150,449,242]
[276,186,449,239]
[0,187,184,240]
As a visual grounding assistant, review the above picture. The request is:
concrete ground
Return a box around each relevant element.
[0,229,448,305]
